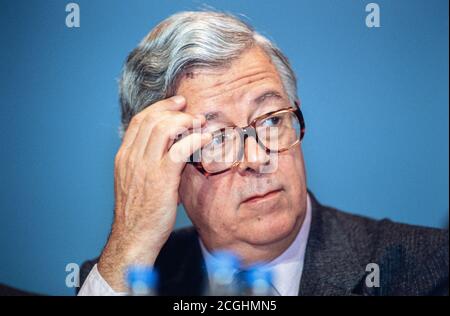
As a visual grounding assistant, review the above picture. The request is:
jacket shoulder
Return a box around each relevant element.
[319,205,449,295]
[329,206,448,261]
[321,205,448,251]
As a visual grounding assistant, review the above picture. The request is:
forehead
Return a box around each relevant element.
[175,46,287,117]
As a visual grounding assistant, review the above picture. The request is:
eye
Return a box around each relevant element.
[211,131,227,146]
[208,129,237,147]
[212,134,223,145]
[261,115,282,127]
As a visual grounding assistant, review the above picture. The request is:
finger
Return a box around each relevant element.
[118,96,187,187]
[151,95,187,112]
[164,132,212,170]
[143,113,206,161]
[120,95,187,150]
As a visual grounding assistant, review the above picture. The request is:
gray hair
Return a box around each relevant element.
[119,11,298,133]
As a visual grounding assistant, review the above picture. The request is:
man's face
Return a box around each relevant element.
[177,46,307,255]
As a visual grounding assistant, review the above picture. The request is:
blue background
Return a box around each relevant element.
[0,0,448,295]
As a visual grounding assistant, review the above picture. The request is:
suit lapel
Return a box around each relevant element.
[158,229,208,296]
[298,192,367,295]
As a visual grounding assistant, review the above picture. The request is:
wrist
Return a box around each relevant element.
[98,236,160,292]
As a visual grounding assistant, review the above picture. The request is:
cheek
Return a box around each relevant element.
[179,166,202,210]
[276,148,306,207]
[278,147,305,183]
[179,166,239,228]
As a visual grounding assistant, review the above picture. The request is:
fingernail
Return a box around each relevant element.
[172,95,185,105]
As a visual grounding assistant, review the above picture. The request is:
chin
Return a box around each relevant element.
[238,209,299,246]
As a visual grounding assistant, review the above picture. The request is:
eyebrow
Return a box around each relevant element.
[254,90,283,104]
[202,90,284,122]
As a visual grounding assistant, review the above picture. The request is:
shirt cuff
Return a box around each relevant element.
[77,264,127,296]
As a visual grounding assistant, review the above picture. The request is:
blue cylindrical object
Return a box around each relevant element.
[207,250,242,295]
[242,265,274,296]
[126,266,158,296]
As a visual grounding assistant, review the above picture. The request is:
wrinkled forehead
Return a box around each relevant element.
[175,47,290,124]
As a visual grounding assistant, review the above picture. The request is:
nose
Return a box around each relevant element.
[237,136,271,174]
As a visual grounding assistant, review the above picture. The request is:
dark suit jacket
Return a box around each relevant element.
[79,192,449,295]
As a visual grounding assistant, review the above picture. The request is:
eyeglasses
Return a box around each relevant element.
[187,104,305,176]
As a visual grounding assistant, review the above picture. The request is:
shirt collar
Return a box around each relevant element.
[199,193,312,296]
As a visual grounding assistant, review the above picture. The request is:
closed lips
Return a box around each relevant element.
[242,189,283,203]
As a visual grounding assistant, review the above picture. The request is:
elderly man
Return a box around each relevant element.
[78,11,448,296]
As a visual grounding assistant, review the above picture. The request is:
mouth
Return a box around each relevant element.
[242,189,283,205]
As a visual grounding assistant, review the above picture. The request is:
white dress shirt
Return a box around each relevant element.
[78,194,312,296]
[201,193,312,296]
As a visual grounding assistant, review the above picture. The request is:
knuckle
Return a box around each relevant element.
[153,121,167,134]
[126,151,137,167]
[176,112,193,122]
[128,116,141,129]
[159,97,178,107]
[114,150,123,165]
[142,111,156,123]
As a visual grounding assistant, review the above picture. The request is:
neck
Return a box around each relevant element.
[241,213,305,267]
[201,210,306,267]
